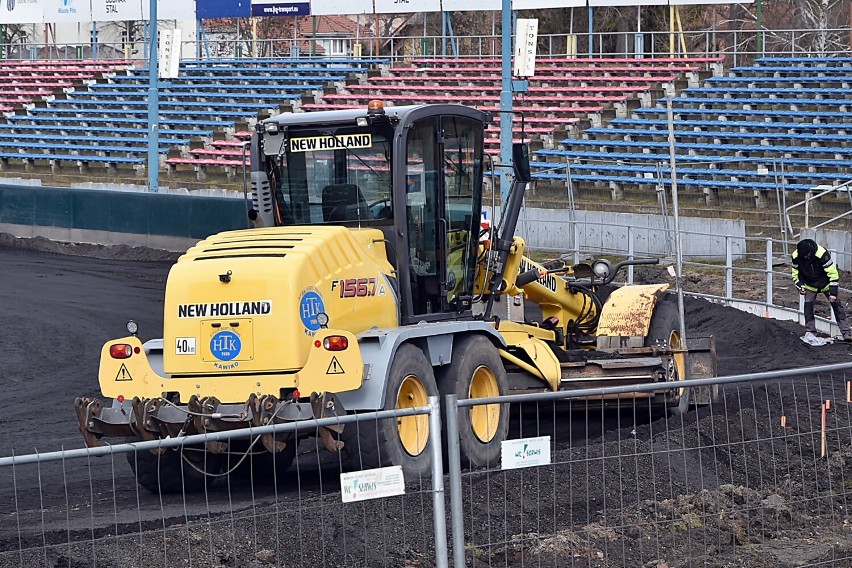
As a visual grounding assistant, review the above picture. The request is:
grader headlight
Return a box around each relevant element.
[592,259,612,280]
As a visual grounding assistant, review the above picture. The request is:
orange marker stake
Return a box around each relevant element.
[821,403,828,459]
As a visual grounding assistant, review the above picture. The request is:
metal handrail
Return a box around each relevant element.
[784,179,852,239]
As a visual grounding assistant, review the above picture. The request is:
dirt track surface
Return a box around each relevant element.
[1,234,851,567]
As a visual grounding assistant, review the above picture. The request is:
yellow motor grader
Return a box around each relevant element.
[75,102,716,493]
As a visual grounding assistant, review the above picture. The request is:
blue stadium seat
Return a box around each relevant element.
[0,132,189,146]
[534,149,852,170]
[24,107,261,119]
[682,87,852,98]
[529,160,852,184]
[0,140,169,154]
[560,137,852,156]
[532,170,815,192]
[608,118,852,132]
[633,107,852,121]
[0,123,212,137]
[660,96,852,108]
[47,98,296,110]
[585,126,852,145]
[706,76,850,87]
[755,57,852,65]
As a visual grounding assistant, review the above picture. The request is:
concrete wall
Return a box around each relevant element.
[0,183,748,258]
[488,207,747,260]
[0,183,247,252]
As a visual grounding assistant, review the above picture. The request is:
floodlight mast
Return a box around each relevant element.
[147,0,160,193]
[499,0,514,201]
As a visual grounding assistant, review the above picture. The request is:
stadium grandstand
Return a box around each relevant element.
[1,3,851,238]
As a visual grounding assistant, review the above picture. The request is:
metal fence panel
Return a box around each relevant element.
[0,402,446,568]
[446,368,852,567]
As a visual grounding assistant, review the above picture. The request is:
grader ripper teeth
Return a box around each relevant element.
[74,391,347,453]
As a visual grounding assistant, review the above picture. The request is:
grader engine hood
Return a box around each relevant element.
[163,225,398,376]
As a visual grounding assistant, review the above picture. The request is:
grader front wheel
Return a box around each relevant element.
[437,335,509,468]
[646,298,687,404]
[344,343,438,481]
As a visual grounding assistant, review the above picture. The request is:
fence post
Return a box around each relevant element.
[428,395,449,568]
[573,222,581,265]
[765,238,773,308]
[726,236,733,300]
[444,394,466,568]
[627,225,634,284]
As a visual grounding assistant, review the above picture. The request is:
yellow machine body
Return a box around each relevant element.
[97,225,398,402]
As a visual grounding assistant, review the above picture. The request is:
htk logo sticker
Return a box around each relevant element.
[210,330,241,361]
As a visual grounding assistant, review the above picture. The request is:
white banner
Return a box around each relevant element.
[512,0,583,10]
[141,0,196,20]
[375,0,440,14]
[1,0,44,24]
[671,0,752,3]
[513,18,537,77]
[91,0,143,22]
[590,0,667,5]
[440,0,499,10]
[309,0,371,14]
[42,0,93,22]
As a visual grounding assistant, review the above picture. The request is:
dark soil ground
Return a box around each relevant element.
[0,234,851,567]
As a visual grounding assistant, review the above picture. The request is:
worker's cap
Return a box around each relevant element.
[797,240,816,259]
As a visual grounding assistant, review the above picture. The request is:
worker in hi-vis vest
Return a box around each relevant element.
[792,238,852,341]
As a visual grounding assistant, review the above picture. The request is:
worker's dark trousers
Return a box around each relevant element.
[803,290,852,334]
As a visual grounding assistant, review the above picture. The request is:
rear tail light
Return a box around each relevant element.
[109,344,133,359]
[323,335,349,351]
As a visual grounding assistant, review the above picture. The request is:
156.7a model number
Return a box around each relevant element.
[331,278,378,298]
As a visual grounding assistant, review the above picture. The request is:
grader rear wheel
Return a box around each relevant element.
[343,343,437,481]
[437,335,509,468]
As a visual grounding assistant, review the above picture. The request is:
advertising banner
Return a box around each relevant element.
[440,0,499,10]
[513,0,583,10]
[1,0,44,24]
[141,0,196,20]
[250,0,309,16]
[90,0,143,22]
[42,0,93,22]
[196,0,249,18]
[374,0,439,14]
[308,0,371,15]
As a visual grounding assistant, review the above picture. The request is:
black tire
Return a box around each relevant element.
[343,343,437,481]
[228,436,297,485]
[645,298,686,405]
[436,334,509,469]
[645,297,682,350]
[126,443,217,494]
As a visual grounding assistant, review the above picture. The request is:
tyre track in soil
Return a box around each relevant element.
[1,237,852,567]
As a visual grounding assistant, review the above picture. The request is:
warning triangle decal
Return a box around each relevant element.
[326,356,345,375]
[115,363,133,381]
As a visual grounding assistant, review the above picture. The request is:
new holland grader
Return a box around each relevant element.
[75,101,716,493]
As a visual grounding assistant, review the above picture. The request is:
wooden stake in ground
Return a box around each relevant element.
[780,415,787,428]
[847,381,851,404]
